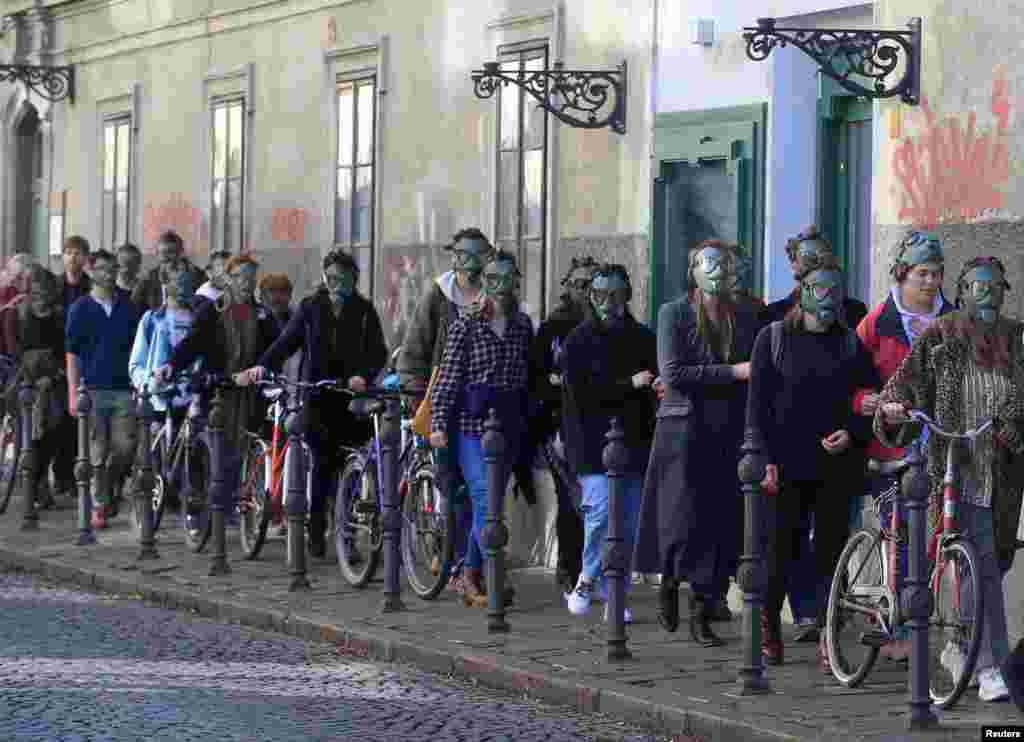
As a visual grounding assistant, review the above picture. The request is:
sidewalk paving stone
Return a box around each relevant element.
[0,503,1021,741]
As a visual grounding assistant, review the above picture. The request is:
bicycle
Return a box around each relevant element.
[0,355,20,514]
[334,385,454,599]
[236,375,323,560]
[825,408,989,709]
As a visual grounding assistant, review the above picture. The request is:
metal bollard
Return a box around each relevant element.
[133,387,159,560]
[18,381,38,531]
[74,382,95,545]
[901,444,938,730]
[284,407,310,591]
[207,388,231,576]
[602,417,631,661]
[380,396,405,613]
[482,409,509,633]
[735,426,771,694]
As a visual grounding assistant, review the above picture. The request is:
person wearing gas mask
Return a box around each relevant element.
[633,240,762,645]
[878,256,1024,703]
[234,250,388,558]
[132,230,205,311]
[428,250,533,608]
[762,226,868,330]
[196,250,233,309]
[560,264,657,623]
[529,256,599,596]
[157,255,277,527]
[115,243,143,298]
[746,254,878,670]
[397,228,495,592]
[65,249,145,528]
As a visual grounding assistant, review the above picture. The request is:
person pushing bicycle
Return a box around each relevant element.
[233,249,388,559]
[877,256,1024,703]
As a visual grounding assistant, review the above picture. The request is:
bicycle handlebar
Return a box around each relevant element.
[907,409,995,440]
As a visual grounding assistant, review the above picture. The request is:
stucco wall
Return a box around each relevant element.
[11,0,653,345]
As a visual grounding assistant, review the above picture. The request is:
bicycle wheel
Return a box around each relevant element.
[0,412,21,515]
[334,454,381,587]
[826,529,885,687]
[401,464,454,600]
[238,441,271,560]
[132,433,168,535]
[183,437,212,553]
[928,538,984,709]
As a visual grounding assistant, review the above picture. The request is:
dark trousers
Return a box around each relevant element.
[306,407,370,516]
[541,438,583,591]
[52,413,76,492]
[765,478,851,628]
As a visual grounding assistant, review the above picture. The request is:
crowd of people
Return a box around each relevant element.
[2,222,1022,705]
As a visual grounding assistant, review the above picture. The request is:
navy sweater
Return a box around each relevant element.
[745,322,880,482]
[65,293,143,390]
[560,315,658,476]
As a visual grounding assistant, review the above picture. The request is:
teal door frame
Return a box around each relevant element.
[650,103,767,324]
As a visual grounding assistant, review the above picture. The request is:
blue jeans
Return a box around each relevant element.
[578,474,642,591]
[958,503,1009,671]
[434,445,473,563]
[456,434,509,570]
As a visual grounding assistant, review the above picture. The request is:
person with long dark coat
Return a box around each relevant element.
[633,240,762,645]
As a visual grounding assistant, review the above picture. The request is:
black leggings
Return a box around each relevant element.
[764,478,853,628]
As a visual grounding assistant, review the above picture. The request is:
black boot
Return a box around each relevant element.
[309,512,326,558]
[657,577,680,633]
[689,595,724,647]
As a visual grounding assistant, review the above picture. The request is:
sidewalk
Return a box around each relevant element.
[0,503,1019,742]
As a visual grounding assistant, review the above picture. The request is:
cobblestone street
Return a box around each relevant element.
[0,571,671,742]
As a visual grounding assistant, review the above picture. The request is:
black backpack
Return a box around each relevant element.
[769,319,858,372]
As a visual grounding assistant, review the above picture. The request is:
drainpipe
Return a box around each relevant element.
[545,0,564,318]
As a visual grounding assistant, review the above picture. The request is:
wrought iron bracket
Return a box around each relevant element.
[472,59,627,134]
[0,63,74,103]
[743,17,921,105]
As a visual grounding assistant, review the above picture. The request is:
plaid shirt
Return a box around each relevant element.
[431,311,533,437]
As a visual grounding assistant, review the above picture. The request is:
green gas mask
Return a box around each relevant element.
[452,237,493,287]
[960,264,1008,324]
[324,265,356,306]
[482,257,521,314]
[692,246,732,296]
[800,268,844,327]
[590,273,629,325]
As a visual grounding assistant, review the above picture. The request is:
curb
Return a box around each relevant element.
[0,545,805,742]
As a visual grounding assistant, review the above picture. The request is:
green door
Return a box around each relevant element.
[650,105,765,322]
[818,80,873,304]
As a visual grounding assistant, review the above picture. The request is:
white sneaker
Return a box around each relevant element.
[603,602,633,624]
[978,667,1010,702]
[940,640,967,683]
[567,577,593,616]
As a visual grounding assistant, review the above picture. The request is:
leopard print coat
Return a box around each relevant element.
[874,312,1024,571]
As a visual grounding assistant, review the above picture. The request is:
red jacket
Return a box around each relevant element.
[853,292,951,461]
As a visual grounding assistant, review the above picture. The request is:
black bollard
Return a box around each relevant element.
[284,407,310,591]
[901,444,938,729]
[207,388,230,576]
[74,382,95,546]
[602,417,631,661]
[380,395,405,613]
[133,387,159,560]
[481,409,509,633]
[18,381,37,531]
[736,426,771,694]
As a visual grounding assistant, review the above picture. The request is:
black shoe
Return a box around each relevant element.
[689,596,724,648]
[657,578,680,633]
[708,598,733,622]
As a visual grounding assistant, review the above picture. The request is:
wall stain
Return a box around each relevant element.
[143,193,208,255]
[892,67,1011,228]
[270,207,311,245]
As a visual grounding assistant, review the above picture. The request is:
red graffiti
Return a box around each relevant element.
[143,193,208,253]
[892,69,1011,228]
[271,208,309,244]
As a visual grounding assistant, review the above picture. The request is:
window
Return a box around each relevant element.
[496,44,548,322]
[101,117,132,250]
[335,75,376,296]
[210,98,246,254]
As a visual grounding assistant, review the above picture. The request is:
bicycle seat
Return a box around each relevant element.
[348,398,385,417]
[868,457,910,475]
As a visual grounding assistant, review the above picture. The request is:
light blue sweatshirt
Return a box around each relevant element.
[128,306,201,411]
